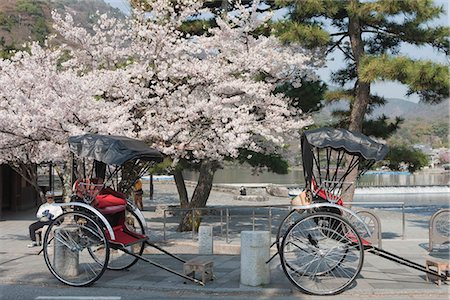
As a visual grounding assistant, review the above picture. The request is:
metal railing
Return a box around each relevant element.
[428,208,450,251]
[347,202,406,240]
[163,204,288,243]
[161,202,406,242]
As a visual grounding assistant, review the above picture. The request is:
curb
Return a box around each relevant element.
[143,240,242,255]
[3,278,448,297]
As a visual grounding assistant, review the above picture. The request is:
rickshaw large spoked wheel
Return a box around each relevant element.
[280,211,364,295]
[276,209,305,252]
[102,208,146,270]
[43,211,109,287]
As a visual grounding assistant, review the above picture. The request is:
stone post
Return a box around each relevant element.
[240,231,270,286]
[54,228,79,277]
[198,225,213,254]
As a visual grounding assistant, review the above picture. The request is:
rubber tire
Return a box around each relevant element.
[280,211,364,295]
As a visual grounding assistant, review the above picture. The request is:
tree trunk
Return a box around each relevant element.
[149,174,154,200]
[177,160,217,232]
[54,163,72,202]
[173,168,189,208]
[10,162,44,203]
[348,0,370,132]
[346,0,371,202]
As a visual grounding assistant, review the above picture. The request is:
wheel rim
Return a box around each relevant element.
[104,208,145,270]
[43,211,109,286]
[276,210,305,252]
[281,212,364,295]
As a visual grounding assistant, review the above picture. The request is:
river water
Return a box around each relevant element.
[184,167,449,186]
[183,168,449,211]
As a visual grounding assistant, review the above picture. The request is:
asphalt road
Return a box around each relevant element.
[1,283,448,300]
[0,284,199,300]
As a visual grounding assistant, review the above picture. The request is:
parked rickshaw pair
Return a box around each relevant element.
[39,128,448,295]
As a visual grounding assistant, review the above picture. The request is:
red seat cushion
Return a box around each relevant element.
[97,204,126,215]
[94,194,127,208]
[99,187,126,199]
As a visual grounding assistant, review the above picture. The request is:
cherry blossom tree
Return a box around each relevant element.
[1,0,322,229]
[438,150,450,165]
[0,42,133,200]
[55,0,322,230]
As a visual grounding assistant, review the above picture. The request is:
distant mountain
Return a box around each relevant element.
[0,0,122,49]
[315,97,449,123]
[371,98,449,120]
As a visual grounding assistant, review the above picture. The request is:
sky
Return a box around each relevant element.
[104,0,449,103]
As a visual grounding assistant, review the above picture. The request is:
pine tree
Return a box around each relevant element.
[276,0,449,135]
[275,0,449,199]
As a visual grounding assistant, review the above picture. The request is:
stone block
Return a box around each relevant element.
[240,231,270,286]
[198,225,213,254]
[184,257,214,284]
[265,184,289,197]
[54,228,79,277]
[233,195,267,202]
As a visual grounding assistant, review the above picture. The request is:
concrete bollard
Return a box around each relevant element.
[54,228,79,277]
[198,225,214,254]
[240,231,270,286]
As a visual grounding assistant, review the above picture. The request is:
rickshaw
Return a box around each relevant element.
[272,127,448,295]
[41,131,448,292]
[41,134,204,286]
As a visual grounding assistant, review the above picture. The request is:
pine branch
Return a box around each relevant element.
[326,34,348,55]
[337,44,354,61]
[330,31,348,36]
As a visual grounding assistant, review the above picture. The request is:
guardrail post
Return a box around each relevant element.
[226,208,229,244]
[163,210,167,241]
[268,207,272,237]
[192,208,195,241]
[402,203,405,239]
[252,209,255,231]
[220,209,223,237]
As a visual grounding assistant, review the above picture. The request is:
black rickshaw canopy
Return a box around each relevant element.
[302,127,388,161]
[68,134,163,166]
[301,127,389,192]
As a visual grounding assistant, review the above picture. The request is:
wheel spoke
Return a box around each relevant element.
[43,211,109,287]
[281,212,364,295]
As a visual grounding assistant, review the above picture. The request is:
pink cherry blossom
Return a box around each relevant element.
[0,0,322,170]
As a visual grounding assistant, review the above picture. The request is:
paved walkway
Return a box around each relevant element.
[0,183,449,299]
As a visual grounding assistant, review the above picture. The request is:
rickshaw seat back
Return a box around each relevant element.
[73,178,104,202]
[311,178,344,206]
[95,187,127,209]
[73,179,127,213]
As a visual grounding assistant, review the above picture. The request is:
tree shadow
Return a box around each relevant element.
[407,218,429,230]
[1,208,37,221]
[382,232,400,239]
[0,234,29,241]
[421,241,450,260]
